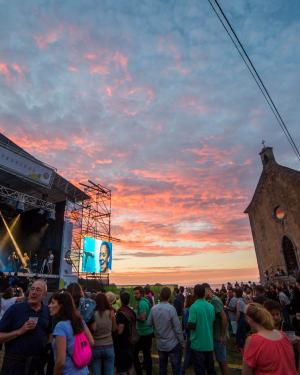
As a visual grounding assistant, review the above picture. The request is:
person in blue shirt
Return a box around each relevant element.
[49,290,94,375]
[0,279,51,375]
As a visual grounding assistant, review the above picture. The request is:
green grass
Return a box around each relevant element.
[104,284,178,308]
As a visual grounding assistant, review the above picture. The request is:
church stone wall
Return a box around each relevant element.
[247,166,300,280]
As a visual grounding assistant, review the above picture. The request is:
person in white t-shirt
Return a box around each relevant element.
[0,287,25,319]
[47,250,54,274]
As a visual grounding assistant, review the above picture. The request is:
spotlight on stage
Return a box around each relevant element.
[47,210,56,221]
[0,210,26,268]
[16,200,25,213]
[0,214,20,250]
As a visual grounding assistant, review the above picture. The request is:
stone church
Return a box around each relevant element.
[245,146,300,280]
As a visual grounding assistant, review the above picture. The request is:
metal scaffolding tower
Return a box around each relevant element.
[80,180,112,242]
[65,180,119,279]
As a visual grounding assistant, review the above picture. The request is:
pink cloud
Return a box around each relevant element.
[179,96,208,115]
[0,63,11,80]
[0,62,25,82]
[186,144,234,165]
[110,86,155,117]
[68,65,79,73]
[113,51,128,68]
[84,53,97,61]
[11,63,24,77]
[90,64,110,75]
[105,86,113,97]
[159,36,190,76]
[35,30,60,49]
[9,134,68,155]
[94,159,113,165]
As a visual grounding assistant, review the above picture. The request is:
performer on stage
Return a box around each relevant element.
[7,252,14,272]
[40,255,47,274]
[30,253,38,273]
[8,251,19,273]
[23,252,30,268]
[47,250,54,274]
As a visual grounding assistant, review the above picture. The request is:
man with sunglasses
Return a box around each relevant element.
[0,279,51,375]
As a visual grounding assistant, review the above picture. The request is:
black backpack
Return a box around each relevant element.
[119,309,139,345]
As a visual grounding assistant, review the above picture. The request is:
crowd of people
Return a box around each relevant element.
[0,276,300,374]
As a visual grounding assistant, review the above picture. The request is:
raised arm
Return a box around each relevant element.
[0,320,36,344]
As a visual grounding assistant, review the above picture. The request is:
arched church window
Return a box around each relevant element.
[282,236,298,275]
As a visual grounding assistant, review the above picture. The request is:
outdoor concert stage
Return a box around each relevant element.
[0,133,113,289]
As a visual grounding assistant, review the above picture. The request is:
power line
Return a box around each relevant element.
[207,0,300,161]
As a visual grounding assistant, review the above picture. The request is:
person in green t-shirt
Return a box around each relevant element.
[203,283,229,375]
[133,286,153,375]
[188,284,216,375]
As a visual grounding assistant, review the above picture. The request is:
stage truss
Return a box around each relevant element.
[80,180,112,242]
[0,184,55,212]
[65,180,119,278]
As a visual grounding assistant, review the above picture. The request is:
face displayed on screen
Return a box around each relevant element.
[99,243,109,272]
[81,237,112,273]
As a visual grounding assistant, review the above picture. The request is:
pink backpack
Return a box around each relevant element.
[72,331,92,369]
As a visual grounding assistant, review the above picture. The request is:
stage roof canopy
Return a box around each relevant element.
[0,133,89,204]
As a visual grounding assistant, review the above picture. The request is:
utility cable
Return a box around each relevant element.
[207,0,300,161]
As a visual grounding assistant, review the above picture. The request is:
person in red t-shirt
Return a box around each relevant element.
[242,303,297,375]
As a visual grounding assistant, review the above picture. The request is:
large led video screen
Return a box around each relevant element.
[81,237,112,273]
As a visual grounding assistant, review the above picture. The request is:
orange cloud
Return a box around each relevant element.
[11,136,68,155]
[186,144,233,164]
[110,267,259,285]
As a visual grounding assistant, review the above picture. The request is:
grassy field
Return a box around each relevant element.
[104,284,177,307]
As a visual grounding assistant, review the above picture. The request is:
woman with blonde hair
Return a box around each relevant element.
[242,303,297,375]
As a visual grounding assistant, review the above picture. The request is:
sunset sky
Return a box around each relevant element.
[0,0,300,285]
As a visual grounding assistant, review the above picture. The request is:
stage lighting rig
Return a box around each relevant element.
[16,198,25,213]
[47,209,56,221]
[0,184,55,213]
